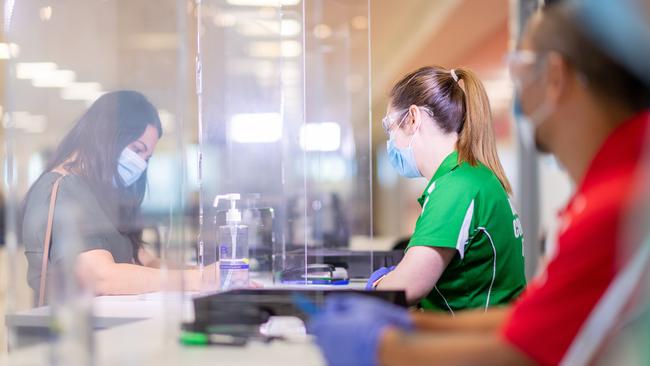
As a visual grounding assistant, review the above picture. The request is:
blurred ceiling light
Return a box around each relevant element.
[39,6,52,21]
[127,33,179,50]
[60,82,104,102]
[313,24,332,40]
[300,122,341,152]
[31,69,76,88]
[237,20,280,36]
[227,0,275,5]
[351,16,368,30]
[281,19,300,37]
[227,0,299,6]
[213,13,237,27]
[239,19,299,37]
[281,40,301,57]
[230,113,282,143]
[17,62,79,89]
[250,41,280,58]
[0,42,19,59]
[228,0,278,6]
[9,43,19,57]
[16,62,57,79]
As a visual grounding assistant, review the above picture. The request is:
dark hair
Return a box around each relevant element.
[29,90,162,262]
[532,5,650,112]
[390,66,512,194]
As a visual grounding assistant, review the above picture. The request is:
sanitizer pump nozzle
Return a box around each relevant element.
[213,193,242,225]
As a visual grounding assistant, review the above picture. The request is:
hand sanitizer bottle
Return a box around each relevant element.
[214,194,249,291]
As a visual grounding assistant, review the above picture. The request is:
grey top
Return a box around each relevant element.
[23,172,134,296]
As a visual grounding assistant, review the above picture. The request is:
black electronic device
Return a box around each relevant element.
[191,288,407,331]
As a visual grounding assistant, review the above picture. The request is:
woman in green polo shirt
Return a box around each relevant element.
[368,66,526,313]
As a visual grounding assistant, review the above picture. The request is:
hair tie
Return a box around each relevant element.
[450,69,459,82]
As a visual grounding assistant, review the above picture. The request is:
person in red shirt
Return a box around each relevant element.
[309,4,650,366]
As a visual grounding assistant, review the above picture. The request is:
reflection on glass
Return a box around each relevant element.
[20,91,165,300]
[3,0,189,353]
[197,0,371,286]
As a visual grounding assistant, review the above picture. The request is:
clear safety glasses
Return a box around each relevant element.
[506,50,539,86]
[381,109,408,136]
[381,106,434,137]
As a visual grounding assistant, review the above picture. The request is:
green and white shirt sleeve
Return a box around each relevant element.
[408,181,478,259]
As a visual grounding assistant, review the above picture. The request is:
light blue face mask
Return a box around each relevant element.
[116,147,147,187]
[386,133,422,178]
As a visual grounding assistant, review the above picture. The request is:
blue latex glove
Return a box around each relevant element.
[308,294,413,366]
[365,266,396,290]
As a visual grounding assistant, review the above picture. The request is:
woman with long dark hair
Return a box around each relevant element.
[22,90,203,302]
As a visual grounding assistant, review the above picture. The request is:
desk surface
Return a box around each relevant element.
[5,276,366,329]
[2,316,326,366]
[3,280,364,363]
[5,292,195,329]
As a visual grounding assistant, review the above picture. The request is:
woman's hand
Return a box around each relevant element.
[187,262,220,292]
[137,247,162,268]
[249,280,264,289]
[366,266,396,290]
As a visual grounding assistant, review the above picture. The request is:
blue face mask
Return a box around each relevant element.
[386,133,422,178]
[116,147,147,187]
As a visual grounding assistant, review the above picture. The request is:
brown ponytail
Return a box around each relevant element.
[454,68,512,194]
[390,66,512,194]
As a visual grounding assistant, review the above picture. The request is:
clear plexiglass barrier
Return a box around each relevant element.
[1,0,190,360]
[1,0,375,359]
[196,0,374,290]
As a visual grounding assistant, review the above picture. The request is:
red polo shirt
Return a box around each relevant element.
[501,110,650,366]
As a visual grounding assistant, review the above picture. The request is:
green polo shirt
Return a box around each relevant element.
[408,151,526,313]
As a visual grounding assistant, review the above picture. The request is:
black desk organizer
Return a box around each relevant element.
[189,288,407,331]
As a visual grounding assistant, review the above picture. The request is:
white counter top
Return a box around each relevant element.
[3,279,366,362]
[2,315,326,366]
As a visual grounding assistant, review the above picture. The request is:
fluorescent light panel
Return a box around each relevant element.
[60,82,103,101]
[281,20,300,37]
[237,20,280,37]
[300,122,341,152]
[31,69,76,88]
[227,0,300,6]
[0,42,19,59]
[230,113,282,143]
[16,62,57,79]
